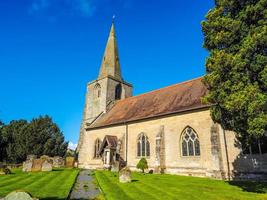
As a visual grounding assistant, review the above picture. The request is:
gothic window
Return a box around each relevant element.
[94,84,101,99]
[242,135,267,155]
[94,138,102,158]
[137,133,150,157]
[181,127,200,157]
[115,84,122,100]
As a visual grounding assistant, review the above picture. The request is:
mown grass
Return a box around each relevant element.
[0,168,79,200]
[95,170,267,200]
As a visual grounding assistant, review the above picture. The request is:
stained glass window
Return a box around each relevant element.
[181,127,200,157]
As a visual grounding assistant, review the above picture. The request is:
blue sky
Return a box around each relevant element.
[0,0,214,148]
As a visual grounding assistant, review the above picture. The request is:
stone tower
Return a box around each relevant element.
[77,21,133,152]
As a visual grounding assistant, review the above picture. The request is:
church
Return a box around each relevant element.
[77,22,267,180]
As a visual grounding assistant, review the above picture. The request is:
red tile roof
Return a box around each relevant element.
[89,77,209,129]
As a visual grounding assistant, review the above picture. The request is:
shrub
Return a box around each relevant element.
[136,158,148,173]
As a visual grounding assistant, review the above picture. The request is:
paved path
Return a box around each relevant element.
[69,169,100,200]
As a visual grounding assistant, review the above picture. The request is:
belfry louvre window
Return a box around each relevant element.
[137,133,150,157]
[94,84,101,98]
[181,127,200,156]
[94,138,102,158]
[115,84,122,100]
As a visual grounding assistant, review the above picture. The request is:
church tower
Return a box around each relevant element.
[77,21,133,152]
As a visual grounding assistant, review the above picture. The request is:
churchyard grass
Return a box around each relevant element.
[95,170,267,200]
[0,168,79,199]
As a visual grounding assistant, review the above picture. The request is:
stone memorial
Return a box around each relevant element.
[65,156,75,168]
[31,159,43,172]
[22,161,33,172]
[119,167,132,183]
[5,191,38,200]
[52,156,65,168]
[41,160,52,172]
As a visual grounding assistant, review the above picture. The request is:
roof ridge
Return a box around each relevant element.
[118,76,204,103]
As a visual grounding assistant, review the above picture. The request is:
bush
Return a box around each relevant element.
[136,158,148,173]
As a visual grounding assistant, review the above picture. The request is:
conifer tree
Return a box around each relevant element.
[202,0,267,144]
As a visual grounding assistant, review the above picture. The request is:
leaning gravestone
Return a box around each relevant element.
[5,191,38,200]
[119,167,132,183]
[41,160,52,172]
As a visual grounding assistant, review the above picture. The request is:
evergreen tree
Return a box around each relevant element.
[137,158,148,173]
[202,0,267,144]
[0,116,68,163]
[0,120,5,161]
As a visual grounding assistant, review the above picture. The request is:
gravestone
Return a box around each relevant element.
[5,191,38,200]
[52,156,65,168]
[41,160,52,172]
[111,161,120,172]
[119,167,132,183]
[65,157,75,168]
[31,159,44,172]
[22,160,33,172]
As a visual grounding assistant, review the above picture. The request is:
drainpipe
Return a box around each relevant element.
[222,128,231,180]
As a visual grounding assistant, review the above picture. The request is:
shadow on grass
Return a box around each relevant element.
[228,181,267,193]
[132,180,139,182]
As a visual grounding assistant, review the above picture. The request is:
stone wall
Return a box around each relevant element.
[78,108,267,179]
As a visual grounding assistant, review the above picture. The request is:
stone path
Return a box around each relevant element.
[69,169,100,200]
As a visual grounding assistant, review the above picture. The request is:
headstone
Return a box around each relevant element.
[31,159,44,172]
[52,156,65,168]
[5,191,38,200]
[65,157,75,168]
[119,167,132,183]
[111,161,120,172]
[41,160,52,172]
[22,160,33,172]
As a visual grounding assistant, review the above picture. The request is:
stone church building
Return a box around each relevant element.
[77,22,267,180]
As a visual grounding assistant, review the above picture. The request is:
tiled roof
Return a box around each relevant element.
[90,77,209,129]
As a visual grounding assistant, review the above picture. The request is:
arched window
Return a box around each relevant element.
[94,84,101,99]
[181,127,200,156]
[94,138,102,158]
[115,84,122,100]
[137,133,150,157]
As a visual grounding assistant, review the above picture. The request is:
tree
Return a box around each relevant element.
[202,0,267,145]
[0,120,5,161]
[0,116,68,163]
[136,158,148,173]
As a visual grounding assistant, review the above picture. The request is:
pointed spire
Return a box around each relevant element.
[98,19,122,80]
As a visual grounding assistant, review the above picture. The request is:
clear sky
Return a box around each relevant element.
[0,0,214,148]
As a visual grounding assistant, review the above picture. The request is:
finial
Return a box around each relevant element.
[112,15,116,23]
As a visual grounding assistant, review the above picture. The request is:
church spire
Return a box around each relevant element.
[98,20,122,80]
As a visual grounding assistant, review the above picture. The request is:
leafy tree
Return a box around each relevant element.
[202,0,267,144]
[136,158,148,173]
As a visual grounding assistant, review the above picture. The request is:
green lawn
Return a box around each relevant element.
[0,168,79,200]
[95,170,267,200]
